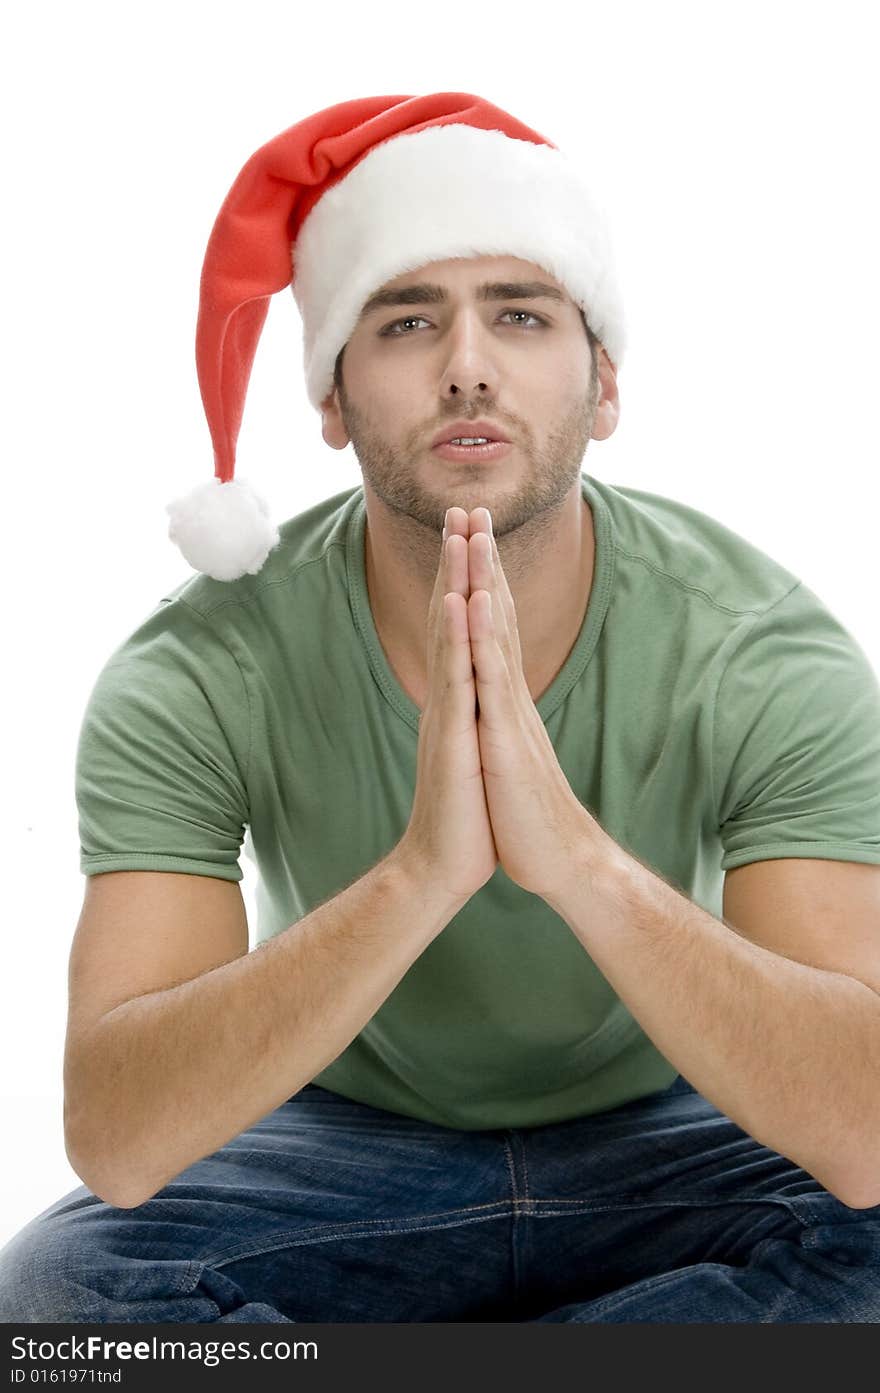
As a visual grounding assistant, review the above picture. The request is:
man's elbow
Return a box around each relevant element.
[833,1180,880,1211]
[64,1120,151,1211]
[823,1144,880,1211]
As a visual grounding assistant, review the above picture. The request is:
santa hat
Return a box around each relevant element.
[165,92,626,582]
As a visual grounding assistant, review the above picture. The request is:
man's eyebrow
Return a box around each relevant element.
[356,280,568,323]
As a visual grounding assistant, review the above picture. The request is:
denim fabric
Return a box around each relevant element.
[2,1075,879,1323]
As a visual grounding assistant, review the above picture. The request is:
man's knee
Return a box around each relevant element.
[0,1201,207,1325]
[0,1215,94,1323]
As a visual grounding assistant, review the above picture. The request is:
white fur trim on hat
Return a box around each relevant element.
[165,477,280,582]
[292,122,626,412]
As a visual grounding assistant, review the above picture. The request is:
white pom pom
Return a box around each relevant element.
[165,477,280,582]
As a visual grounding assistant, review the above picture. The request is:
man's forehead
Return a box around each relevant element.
[384,255,562,289]
[357,259,572,324]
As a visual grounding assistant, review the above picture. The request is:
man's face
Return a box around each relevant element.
[320,254,616,539]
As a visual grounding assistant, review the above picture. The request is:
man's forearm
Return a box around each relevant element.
[544,819,880,1208]
[65,848,466,1209]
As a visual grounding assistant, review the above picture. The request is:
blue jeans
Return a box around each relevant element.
[2,1075,879,1323]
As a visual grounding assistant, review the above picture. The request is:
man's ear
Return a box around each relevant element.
[320,387,350,450]
[590,348,620,442]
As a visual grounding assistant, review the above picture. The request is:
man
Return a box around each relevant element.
[1,93,880,1325]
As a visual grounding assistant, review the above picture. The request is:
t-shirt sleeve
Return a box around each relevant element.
[713,580,880,871]
[75,596,251,881]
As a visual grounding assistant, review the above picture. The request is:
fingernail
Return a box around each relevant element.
[442,526,447,544]
[486,509,493,537]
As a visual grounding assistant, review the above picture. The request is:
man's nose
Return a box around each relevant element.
[438,313,499,398]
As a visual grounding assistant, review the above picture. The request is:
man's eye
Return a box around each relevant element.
[380,310,546,336]
[381,316,432,336]
[499,310,545,328]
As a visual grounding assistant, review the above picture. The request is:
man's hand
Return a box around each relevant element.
[464,505,608,897]
[396,508,499,904]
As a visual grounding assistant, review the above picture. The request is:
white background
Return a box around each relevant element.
[2,0,878,1249]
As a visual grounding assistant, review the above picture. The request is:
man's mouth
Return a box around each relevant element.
[432,438,513,460]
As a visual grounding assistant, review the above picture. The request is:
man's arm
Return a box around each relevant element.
[460,505,880,1209]
[544,829,880,1209]
[64,848,466,1210]
[65,513,493,1212]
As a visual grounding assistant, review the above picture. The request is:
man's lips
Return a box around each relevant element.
[431,420,511,447]
[432,439,513,461]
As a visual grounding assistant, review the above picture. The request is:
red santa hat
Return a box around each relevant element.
[165,92,626,582]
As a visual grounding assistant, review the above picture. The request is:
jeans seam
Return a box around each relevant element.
[198,1195,810,1270]
[521,1139,532,1200]
[524,1196,811,1226]
[200,1201,514,1269]
[502,1137,518,1201]
[173,1259,210,1298]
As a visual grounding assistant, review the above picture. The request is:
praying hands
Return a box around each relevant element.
[398,505,613,903]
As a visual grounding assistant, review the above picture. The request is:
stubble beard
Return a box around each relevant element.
[337,366,599,547]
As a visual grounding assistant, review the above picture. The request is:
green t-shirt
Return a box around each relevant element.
[75,473,880,1129]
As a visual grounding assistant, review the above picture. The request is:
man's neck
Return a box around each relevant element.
[363,484,595,711]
